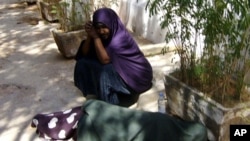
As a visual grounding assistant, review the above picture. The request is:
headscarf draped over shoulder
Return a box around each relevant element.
[93,8,152,93]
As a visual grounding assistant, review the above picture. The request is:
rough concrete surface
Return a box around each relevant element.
[0,0,179,140]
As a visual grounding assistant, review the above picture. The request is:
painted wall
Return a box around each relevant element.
[113,0,168,44]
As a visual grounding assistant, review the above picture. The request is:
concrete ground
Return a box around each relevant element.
[0,1,179,140]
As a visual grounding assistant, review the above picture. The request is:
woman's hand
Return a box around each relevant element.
[84,21,110,64]
[84,21,99,39]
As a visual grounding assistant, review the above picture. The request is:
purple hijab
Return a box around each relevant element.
[93,8,152,93]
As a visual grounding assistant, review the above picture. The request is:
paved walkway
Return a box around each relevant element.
[0,1,179,140]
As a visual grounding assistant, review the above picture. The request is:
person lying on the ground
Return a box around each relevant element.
[31,100,208,141]
[74,8,153,106]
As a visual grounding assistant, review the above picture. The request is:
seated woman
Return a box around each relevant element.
[74,8,153,106]
[31,8,153,140]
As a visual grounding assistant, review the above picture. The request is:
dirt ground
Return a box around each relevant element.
[0,0,173,140]
[0,1,86,140]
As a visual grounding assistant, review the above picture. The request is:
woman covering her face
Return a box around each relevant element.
[74,7,153,106]
[31,9,207,141]
[31,9,153,140]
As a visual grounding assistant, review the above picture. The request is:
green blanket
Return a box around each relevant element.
[77,100,207,141]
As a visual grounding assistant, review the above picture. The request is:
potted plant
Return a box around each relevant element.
[49,0,90,58]
[50,0,118,58]
[146,0,250,140]
[37,0,61,22]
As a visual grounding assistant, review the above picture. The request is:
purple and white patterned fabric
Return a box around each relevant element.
[31,106,83,141]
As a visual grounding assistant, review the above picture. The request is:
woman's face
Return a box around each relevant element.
[95,23,110,40]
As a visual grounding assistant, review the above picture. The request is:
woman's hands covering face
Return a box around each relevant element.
[84,21,99,39]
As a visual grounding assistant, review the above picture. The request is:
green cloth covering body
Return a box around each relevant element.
[77,100,207,141]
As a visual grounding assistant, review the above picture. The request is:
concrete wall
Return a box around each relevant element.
[113,0,167,44]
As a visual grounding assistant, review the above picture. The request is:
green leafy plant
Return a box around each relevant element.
[146,0,250,106]
[51,0,118,32]
[51,0,90,32]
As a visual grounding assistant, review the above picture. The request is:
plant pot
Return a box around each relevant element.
[37,1,58,22]
[51,28,87,59]
[164,74,250,141]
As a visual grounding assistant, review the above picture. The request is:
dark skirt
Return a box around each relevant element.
[74,45,138,106]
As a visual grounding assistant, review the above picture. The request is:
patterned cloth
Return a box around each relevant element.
[31,106,83,141]
[31,100,208,141]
